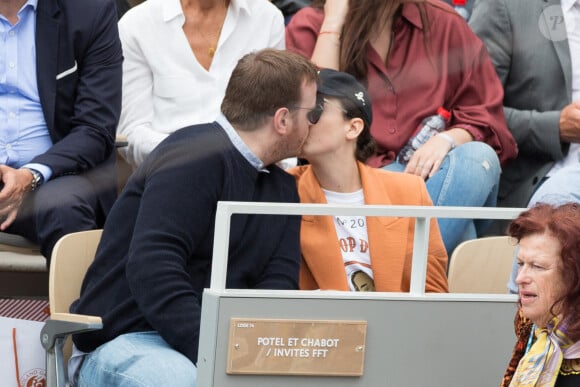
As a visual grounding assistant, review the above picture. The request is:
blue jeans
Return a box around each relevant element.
[78,332,197,387]
[384,142,501,255]
[506,163,580,294]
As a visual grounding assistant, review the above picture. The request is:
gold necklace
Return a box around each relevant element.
[196,11,226,58]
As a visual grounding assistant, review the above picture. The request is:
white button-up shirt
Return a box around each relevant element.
[117,0,285,166]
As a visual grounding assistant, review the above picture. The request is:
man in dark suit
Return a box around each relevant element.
[0,0,122,262]
[470,0,580,219]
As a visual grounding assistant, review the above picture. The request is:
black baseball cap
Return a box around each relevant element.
[317,68,373,125]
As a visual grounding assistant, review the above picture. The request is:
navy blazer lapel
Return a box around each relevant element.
[35,0,60,132]
[541,0,573,100]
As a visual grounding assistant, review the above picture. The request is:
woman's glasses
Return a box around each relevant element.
[290,105,324,125]
[290,98,347,125]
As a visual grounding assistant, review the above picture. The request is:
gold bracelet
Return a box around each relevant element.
[318,30,341,38]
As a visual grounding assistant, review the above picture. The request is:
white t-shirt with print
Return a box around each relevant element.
[322,188,374,291]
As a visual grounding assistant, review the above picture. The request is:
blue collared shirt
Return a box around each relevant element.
[216,113,269,173]
[0,0,53,180]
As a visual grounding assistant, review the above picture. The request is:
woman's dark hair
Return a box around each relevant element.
[311,0,434,83]
[508,203,580,340]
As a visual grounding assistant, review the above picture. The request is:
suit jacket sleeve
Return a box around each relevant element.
[469,0,564,161]
[32,0,122,177]
[298,256,318,290]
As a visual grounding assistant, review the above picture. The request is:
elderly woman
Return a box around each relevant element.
[502,203,580,387]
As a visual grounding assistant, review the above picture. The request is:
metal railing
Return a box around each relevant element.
[211,202,523,294]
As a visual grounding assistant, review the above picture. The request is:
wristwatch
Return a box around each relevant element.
[24,168,44,191]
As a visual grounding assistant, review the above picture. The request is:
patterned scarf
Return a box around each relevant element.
[510,317,580,387]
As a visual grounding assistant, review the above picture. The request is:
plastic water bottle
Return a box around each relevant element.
[451,0,470,21]
[397,107,451,164]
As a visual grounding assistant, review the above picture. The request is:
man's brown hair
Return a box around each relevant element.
[221,49,319,131]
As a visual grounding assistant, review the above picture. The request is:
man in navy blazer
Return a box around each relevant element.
[0,0,122,262]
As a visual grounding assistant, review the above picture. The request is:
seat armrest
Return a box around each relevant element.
[40,313,102,351]
[41,313,102,387]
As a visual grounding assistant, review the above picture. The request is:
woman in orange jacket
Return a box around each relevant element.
[288,69,448,292]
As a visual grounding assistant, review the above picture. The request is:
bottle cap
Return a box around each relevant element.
[452,0,467,5]
[436,107,451,122]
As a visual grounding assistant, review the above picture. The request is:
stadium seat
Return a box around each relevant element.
[40,229,103,387]
[448,236,516,294]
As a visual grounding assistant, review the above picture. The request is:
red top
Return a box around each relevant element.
[286,3,517,167]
